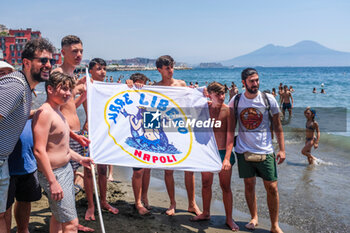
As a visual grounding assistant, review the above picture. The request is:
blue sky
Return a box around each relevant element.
[1,0,349,63]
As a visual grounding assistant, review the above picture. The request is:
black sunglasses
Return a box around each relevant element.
[33,57,56,66]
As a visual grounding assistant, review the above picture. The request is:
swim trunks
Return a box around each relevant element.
[69,130,84,171]
[282,103,291,110]
[219,150,235,166]
[0,159,9,212]
[236,152,277,181]
[38,163,77,223]
[6,170,42,209]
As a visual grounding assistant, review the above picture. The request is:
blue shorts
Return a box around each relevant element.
[219,150,235,166]
[282,103,291,110]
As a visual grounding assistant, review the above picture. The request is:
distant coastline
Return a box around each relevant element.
[106,65,192,71]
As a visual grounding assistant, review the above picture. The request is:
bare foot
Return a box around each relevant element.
[190,213,210,222]
[165,204,176,216]
[226,219,239,232]
[188,204,202,216]
[136,205,151,216]
[245,219,258,230]
[84,207,95,221]
[107,176,114,182]
[78,224,94,232]
[271,225,284,233]
[142,198,152,210]
[101,202,119,215]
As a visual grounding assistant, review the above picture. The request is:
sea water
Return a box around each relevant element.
[32,67,350,232]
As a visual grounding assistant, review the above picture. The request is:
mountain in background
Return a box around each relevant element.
[222,41,350,67]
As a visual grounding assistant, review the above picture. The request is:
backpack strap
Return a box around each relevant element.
[261,92,274,131]
[234,93,241,126]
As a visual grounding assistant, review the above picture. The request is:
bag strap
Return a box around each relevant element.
[234,93,241,126]
[261,92,274,131]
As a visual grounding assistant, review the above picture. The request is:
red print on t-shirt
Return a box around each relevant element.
[240,108,263,130]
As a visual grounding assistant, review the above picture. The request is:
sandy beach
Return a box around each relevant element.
[9,166,299,233]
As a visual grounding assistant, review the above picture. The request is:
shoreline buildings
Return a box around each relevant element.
[0,25,61,66]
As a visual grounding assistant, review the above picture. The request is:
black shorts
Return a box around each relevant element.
[282,103,291,110]
[6,170,42,209]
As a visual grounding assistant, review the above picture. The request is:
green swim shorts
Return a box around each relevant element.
[219,150,235,166]
[236,152,277,181]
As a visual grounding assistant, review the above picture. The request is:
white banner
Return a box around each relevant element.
[87,75,222,172]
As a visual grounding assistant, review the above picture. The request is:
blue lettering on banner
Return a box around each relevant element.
[108,93,133,123]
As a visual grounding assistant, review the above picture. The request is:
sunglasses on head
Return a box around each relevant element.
[33,57,56,66]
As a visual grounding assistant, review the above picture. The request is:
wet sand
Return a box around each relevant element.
[10,166,298,233]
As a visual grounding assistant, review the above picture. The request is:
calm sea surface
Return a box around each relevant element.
[33,67,350,233]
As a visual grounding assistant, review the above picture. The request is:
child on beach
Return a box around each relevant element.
[33,72,93,233]
[302,107,320,165]
[128,73,152,215]
[190,82,239,231]
[82,58,119,221]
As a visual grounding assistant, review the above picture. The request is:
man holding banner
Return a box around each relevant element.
[83,58,119,221]
[87,55,224,219]
[153,55,201,216]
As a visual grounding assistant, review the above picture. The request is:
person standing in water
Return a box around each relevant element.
[302,107,320,165]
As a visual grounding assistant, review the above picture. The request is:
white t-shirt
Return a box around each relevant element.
[228,91,280,154]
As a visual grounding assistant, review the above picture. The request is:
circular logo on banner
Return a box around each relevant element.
[240,107,263,130]
[105,90,193,165]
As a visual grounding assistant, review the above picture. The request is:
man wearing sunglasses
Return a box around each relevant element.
[0,38,55,233]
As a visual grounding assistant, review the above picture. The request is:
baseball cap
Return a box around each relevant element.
[0,61,15,70]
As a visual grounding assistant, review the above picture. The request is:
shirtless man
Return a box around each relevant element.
[82,58,119,221]
[126,56,201,216]
[191,82,239,231]
[280,85,294,117]
[229,83,238,101]
[53,35,87,172]
[154,55,201,216]
[33,72,93,233]
[52,35,93,232]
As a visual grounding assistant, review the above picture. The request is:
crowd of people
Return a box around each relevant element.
[0,35,324,233]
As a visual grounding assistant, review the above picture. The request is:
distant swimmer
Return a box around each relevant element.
[320,88,326,94]
[289,85,294,92]
[280,85,294,117]
[229,83,239,100]
[312,87,317,93]
[302,107,320,165]
[271,88,277,97]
